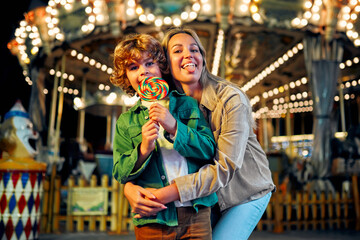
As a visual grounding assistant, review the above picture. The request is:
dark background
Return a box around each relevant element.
[1,0,34,119]
[0,0,107,150]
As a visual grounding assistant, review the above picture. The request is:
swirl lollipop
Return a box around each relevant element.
[138,76,169,101]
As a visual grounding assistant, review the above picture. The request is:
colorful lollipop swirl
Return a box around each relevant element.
[138,77,169,101]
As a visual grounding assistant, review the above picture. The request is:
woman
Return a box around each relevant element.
[124,27,275,239]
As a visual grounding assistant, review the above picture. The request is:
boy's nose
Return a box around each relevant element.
[140,66,149,75]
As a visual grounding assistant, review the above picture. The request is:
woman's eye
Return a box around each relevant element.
[129,65,138,71]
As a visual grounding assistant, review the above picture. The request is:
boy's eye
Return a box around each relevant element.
[145,61,154,67]
[128,65,138,71]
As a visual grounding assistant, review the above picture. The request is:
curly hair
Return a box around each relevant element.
[110,34,168,96]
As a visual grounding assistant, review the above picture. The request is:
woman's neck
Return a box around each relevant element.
[177,81,203,103]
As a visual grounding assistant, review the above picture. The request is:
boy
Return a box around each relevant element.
[110,33,217,239]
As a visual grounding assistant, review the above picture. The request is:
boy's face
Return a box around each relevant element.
[126,53,162,92]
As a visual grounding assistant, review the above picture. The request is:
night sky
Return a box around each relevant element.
[0,0,34,119]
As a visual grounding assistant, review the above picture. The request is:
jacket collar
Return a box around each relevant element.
[199,85,217,112]
[130,99,147,112]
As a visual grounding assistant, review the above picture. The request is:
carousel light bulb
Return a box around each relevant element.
[252,13,261,22]
[155,19,163,27]
[355,39,360,46]
[173,18,181,26]
[351,13,357,20]
[56,33,64,41]
[135,7,143,15]
[77,53,84,60]
[300,19,308,26]
[203,3,211,12]
[74,97,84,108]
[181,12,189,20]
[85,7,92,14]
[101,64,107,71]
[250,4,258,13]
[240,4,248,13]
[189,11,197,19]
[139,14,147,22]
[304,1,312,9]
[128,0,136,8]
[65,3,72,11]
[147,13,155,22]
[48,1,55,7]
[96,14,105,22]
[89,15,96,23]
[126,8,135,16]
[81,25,89,32]
[164,16,172,24]
[192,3,201,12]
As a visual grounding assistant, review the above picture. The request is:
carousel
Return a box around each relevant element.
[2,0,360,237]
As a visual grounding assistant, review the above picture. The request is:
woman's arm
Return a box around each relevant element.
[124,182,167,217]
[173,93,251,202]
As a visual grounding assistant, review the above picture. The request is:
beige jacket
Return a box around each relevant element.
[174,83,275,212]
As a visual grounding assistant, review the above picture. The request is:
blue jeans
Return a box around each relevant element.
[212,192,272,240]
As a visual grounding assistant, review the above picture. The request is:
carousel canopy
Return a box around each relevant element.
[5,0,360,118]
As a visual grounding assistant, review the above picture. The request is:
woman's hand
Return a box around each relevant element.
[149,103,177,135]
[124,182,167,218]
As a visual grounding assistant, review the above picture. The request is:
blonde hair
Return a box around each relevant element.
[110,34,168,96]
[162,27,256,128]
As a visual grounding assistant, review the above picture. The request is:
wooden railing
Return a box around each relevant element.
[257,174,360,232]
[40,174,360,234]
[40,175,133,234]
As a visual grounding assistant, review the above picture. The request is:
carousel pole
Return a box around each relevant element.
[111,109,119,150]
[286,91,295,160]
[338,79,346,133]
[262,98,269,152]
[106,115,111,150]
[77,69,88,147]
[47,54,66,232]
[47,61,60,150]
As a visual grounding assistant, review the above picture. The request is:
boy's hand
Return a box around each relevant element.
[124,182,167,219]
[140,120,159,156]
[149,103,177,135]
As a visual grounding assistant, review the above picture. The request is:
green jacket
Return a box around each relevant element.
[112,90,218,227]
